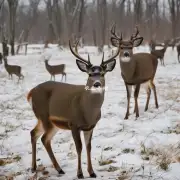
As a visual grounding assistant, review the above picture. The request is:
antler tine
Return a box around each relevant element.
[88,53,91,63]
[69,40,90,65]
[110,23,122,40]
[101,46,120,66]
[131,25,139,40]
[101,52,105,64]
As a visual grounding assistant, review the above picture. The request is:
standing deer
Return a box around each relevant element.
[150,40,169,66]
[44,56,67,81]
[176,43,180,63]
[3,56,24,82]
[110,25,159,120]
[27,40,120,179]
[0,52,3,64]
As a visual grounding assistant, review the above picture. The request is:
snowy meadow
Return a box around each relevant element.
[0,44,180,180]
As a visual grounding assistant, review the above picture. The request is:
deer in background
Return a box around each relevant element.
[176,43,180,63]
[44,55,66,81]
[27,40,120,179]
[3,56,24,82]
[150,39,169,66]
[0,52,3,64]
[110,25,159,120]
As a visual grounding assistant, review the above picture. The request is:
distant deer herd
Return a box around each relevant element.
[0,25,180,179]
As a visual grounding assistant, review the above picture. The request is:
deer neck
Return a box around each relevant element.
[79,85,105,125]
[119,56,136,82]
[4,60,8,66]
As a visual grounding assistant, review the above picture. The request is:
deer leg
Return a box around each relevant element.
[150,80,159,109]
[71,126,83,179]
[134,84,140,118]
[64,73,67,82]
[53,75,55,81]
[124,83,132,120]
[162,57,165,66]
[83,129,96,178]
[178,53,180,63]
[61,74,63,82]
[145,86,151,111]
[20,74,24,80]
[41,127,65,174]
[30,120,44,172]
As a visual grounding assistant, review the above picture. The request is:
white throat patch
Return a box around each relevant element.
[89,87,104,94]
[120,56,131,62]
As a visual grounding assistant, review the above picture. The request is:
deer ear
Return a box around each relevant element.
[76,59,88,72]
[111,37,120,47]
[133,37,143,47]
[103,59,116,72]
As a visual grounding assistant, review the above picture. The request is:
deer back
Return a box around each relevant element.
[45,60,65,74]
[28,81,103,130]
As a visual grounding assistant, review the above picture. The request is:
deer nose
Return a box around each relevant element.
[124,51,130,57]
[93,82,101,88]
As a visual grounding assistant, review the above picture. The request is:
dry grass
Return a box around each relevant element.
[0,155,21,166]
[140,142,180,171]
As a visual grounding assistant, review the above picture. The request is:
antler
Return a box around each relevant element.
[101,46,120,66]
[69,40,92,66]
[130,26,139,40]
[110,23,122,41]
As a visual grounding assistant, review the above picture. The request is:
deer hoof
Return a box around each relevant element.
[58,169,65,174]
[90,172,97,178]
[124,116,129,120]
[136,115,139,119]
[31,168,36,173]
[77,173,84,179]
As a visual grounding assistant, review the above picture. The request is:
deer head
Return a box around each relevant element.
[110,24,143,62]
[69,40,120,93]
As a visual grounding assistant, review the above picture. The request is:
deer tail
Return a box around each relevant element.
[27,89,33,107]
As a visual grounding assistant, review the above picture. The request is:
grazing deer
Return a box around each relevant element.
[110,25,159,120]
[176,43,180,63]
[150,40,169,66]
[44,56,67,81]
[3,57,24,82]
[27,40,120,179]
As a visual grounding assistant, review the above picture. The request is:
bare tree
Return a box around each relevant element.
[44,0,56,43]
[23,0,41,42]
[97,0,107,51]
[7,0,19,55]
[0,0,4,11]
[168,0,180,39]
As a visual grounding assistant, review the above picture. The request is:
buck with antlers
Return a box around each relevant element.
[27,40,120,178]
[110,25,159,120]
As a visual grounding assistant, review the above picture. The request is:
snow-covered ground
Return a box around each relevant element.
[0,44,180,180]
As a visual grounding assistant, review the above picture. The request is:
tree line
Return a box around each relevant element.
[0,0,180,55]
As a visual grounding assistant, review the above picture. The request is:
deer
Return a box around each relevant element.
[0,52,2,64]
[3,56,24,82]
[110,24,159,120]
[27,39,120,179]
[44,56,67,81]
[150,40,169,66]
[176,43,180,63]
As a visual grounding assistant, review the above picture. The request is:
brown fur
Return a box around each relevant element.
[176,44,180,63]
[110,24,159,119]
[151,40,169,66]
[45,60,66,81]
[3,57,24,82]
